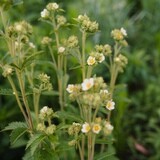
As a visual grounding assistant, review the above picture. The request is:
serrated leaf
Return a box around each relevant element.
[2,122,27,131]
[0,88,15,96]
[26,134,46,155]
[10,127,27,145]
[23,150,34,160]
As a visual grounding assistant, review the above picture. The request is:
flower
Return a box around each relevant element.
[46,2,59,11]
[120,27,127,36]
[87,56,96,65]
[106,100,115,110]
[41,36,52,45]
[111,29,124,41]
[40,106,48,114]
[37,123,46,131]
[81,122,91,133]
[2,65,13,77]
[58,46,65,53]
[29,42,35,49]
[41,9,49,18]
[66,84,75,93]
[81,78,94,91]
[104,121,114,135]
[92,123,101,134]
[97,53,105,63]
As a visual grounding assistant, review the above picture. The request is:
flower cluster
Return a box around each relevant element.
[68,122,81,136]
[81,119,113,135]
[40,2,66,29]
[37,106,57,135]
[114,54,128,72]
[66,77,115,110]
[87,51,105,66]
[66,35,79,48]
[111,27,127,41]
[2,65,13,77]
[41,2,59,19]
[7,21,32,38]
[76,14,99,33]
[35,73,53,92]
[41,36,52,45]
[95,44,112,56]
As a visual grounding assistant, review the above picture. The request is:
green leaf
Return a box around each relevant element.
[0,88,15,96]
[94,151,115,160]
[21,52,42,70]
[57,111,83,122]
[26,134,46,155]
[23,150,34,160]
[96,138,114,145]
[10,127,27,145]
[12,0,23,6]
[2,122,27,131]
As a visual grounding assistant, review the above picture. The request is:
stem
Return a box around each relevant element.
[48,45,57,70]
[33,91,41,124]
[91,135,96,160]
[7,76,29,126]
[78,141,84,160]
[86,66,93,78]
[16,70,33,130]
[82,31,86,80]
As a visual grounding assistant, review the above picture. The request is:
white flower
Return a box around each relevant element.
[106,100,115,110]
[40,106,48,114]
[87,56,96,65]
[15,24,23,32]
[92,123,101,134]
[81,78,94,91]
[98,54,105,63]
[81,122,91,133]
[120,27,127,36]
[41,9,49,18]
[29,42,35,49]
[66,84,75,93]
[105,122,114,131]
[58,46,65,53]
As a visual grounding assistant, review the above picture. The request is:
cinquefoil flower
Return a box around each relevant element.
[81,122,91,133]
[81,78,94,91]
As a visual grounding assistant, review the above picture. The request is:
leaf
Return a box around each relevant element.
[94,151,115,160]
[21,52,42,69]
[2,122,27,131]
[0,88,15,96]
[57,111,83,122]
[10,127,27,145]
[12,0,23,6]
[23,150,34,160]
[96,138,114,145]
[26,134,46,155]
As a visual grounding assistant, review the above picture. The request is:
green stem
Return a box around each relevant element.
[91,135,96,160]
[78,141,84,160]
[7,76,29,126]
[33,91,41,124]
[16,70,33,130]
[82,31,86,80]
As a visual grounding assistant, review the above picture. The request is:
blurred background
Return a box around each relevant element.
[0,0,160,159]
